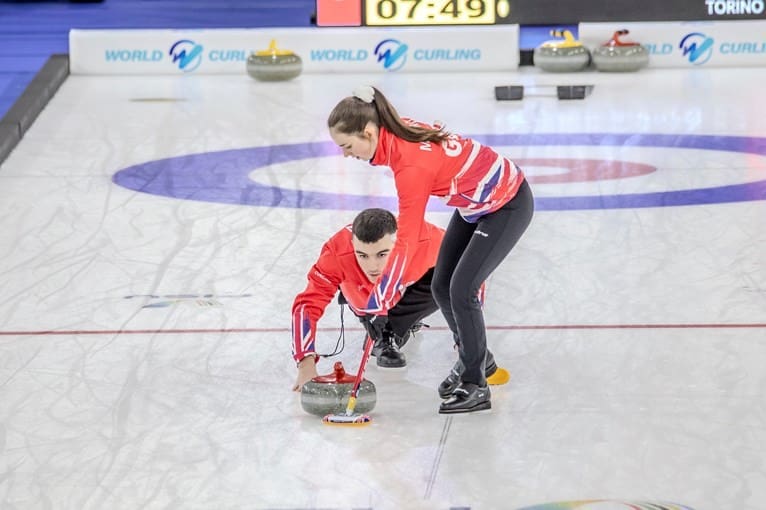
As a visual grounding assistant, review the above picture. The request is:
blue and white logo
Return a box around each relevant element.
[679,33,715,65]
[169,39,204,72]
[374,39,408,71]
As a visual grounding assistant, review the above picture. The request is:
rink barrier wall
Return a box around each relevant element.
[68,20,766,76]
[69,26,520,75]
[0,54,69,164]
[579,19,766,68]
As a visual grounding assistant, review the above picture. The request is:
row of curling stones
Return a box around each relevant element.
[301,361,376,416]
[246,39,302,82]
[534,29,649,73]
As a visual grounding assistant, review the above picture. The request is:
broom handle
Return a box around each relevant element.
[343,334,375,416]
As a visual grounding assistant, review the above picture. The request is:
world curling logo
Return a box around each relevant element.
[679,32,715,65]
[374,39,408,71]
[169,39,204,72]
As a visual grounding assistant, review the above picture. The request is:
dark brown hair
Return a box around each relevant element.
[328,86,448,144]
[352,208,397,244]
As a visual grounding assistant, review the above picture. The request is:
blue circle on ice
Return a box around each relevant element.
[112,133,766,211]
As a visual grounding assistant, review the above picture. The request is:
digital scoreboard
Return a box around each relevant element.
[316,0,513,27]
[316,0,766,26]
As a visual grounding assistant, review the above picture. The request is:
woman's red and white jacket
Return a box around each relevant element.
[361,120,524,316]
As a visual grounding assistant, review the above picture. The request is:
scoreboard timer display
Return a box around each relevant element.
[316,0,513,27]
[316,0,765,26]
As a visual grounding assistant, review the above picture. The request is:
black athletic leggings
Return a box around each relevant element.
[432,179,534,385]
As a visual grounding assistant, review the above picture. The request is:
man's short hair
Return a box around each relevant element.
[352,208,397,243]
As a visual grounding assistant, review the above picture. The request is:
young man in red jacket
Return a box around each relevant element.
[291,208,443,391]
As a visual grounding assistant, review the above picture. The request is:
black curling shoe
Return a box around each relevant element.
[438,382,491,414]
[372,334,406,368]
[438,353,497,398]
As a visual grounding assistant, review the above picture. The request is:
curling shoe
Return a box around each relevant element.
[438,382,491,414]
[372,334,406,368]
[438,352,497,399]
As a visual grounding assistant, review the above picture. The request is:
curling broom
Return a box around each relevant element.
[322,334,376,426]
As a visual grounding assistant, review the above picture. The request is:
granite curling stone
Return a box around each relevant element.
[592,30,649,72]
[246,39,302,81]
[300,361,376,416]
[534,29,591,73]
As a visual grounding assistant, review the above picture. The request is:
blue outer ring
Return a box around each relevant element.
[112,133,766,211]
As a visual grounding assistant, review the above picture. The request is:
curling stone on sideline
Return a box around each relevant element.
[533,29,591,73]
[246,39,302,82]
[300,361,376,417]
[592,30,649,72]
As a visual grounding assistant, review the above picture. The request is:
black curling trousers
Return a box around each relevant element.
[385,268,438,339]
[432,179,534,385]
[340,268,438,342]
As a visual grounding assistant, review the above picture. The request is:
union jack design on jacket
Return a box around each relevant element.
[291,221,444,362]
[365,120,525,315]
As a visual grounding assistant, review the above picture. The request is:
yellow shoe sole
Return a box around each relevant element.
[487,367,510,386]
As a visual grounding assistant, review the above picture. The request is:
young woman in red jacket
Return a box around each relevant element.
[327,86,534,414]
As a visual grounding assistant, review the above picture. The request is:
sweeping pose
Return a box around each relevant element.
[327,86,534,414]
[291,208,441,390]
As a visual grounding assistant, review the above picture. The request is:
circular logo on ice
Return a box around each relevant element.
[169,39,204,72]
[679,32,714,65]
[375,39,408,71]
[111,134,766,211]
